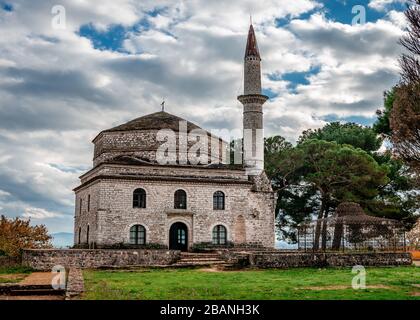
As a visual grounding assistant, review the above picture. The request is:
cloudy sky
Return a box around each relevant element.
[0,0,409,234]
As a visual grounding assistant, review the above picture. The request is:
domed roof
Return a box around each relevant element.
[102,111,204,133]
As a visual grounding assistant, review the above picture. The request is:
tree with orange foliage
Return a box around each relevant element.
[0,215,52,257]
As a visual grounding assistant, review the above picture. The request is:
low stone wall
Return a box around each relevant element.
[22,249,181,271]
[0,256,20,267]
[66,268,84,299]
[224,251,412,268]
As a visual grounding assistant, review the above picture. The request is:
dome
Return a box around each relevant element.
[92,111,226,167]
[101,111,204,134]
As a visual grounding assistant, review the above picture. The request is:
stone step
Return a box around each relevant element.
[173,260,227,266]
[172,263,230,268]
[0,284,55,295]
[10,289,65,296]
[180,257,220,260]
[177,261,227,265]
[179,257,222,261]
[181,254,220,258]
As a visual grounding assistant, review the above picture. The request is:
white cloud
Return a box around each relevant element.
[280,13,404,118]
[368,0,408,11]
[22,207,64,219]
[0,190,12,199]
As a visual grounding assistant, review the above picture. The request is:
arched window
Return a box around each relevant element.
[174,190,187,209]
[130,225,146,245]
[212,225,227,245]
[133,188,146,208]
[213,191,225,210]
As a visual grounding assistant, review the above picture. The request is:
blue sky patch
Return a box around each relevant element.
[277,1,406,28]
[322,114,376,126]
[2,2,13,12]
[262,88,278,100]
[78,16,156,52]
[78,23,128,51]
[320,0,407,24]
[279,66,321,93]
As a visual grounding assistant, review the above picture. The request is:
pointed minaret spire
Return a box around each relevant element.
[238,22,268,175]
[245,23,260,59]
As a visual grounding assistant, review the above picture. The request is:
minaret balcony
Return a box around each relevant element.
[237,94,269,105]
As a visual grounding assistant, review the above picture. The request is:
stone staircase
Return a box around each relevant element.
[0,284,65,299]
[0,272,66,300]
[172,252,231,268]
[9,285,65,296]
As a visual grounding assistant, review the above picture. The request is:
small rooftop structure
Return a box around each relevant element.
[297,202,406,252]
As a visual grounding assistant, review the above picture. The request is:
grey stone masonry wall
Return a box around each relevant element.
[224,251,413,268]
[22,249,181,271]
[244,57,262,94]
[74,160,278,249]
[74,177,275,248]
[80,163,248,185]
[93,130,227,167]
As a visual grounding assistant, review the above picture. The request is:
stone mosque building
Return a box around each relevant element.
[73,24,276,251]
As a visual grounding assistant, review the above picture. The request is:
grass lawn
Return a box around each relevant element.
[0,266,33,284]
[82,266,420,300]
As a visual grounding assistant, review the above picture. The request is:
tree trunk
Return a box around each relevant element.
[321,207,329,251]
[332,222,343,250]
[313,198,326,251]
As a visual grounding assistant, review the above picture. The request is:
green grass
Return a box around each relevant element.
[82,266,420,300]
[0,266,33,274]
[0,266,33,283]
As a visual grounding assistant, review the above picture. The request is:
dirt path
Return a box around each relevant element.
[19,272,55,286]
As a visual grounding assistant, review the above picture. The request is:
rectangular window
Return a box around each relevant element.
[88,194,90,212]
[79,199,82,215]
[133,189,146,208]
[174,190,187,209]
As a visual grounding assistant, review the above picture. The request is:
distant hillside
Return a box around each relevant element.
[51,232,73,248]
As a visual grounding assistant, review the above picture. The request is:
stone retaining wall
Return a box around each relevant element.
[0,256,20,267]
[66,268,84,299]
[223,251,412,268]
[22,249,181,271]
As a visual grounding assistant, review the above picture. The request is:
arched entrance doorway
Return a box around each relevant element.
[169,222,188,251]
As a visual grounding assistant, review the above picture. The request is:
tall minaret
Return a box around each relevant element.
[238,23,268,175]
